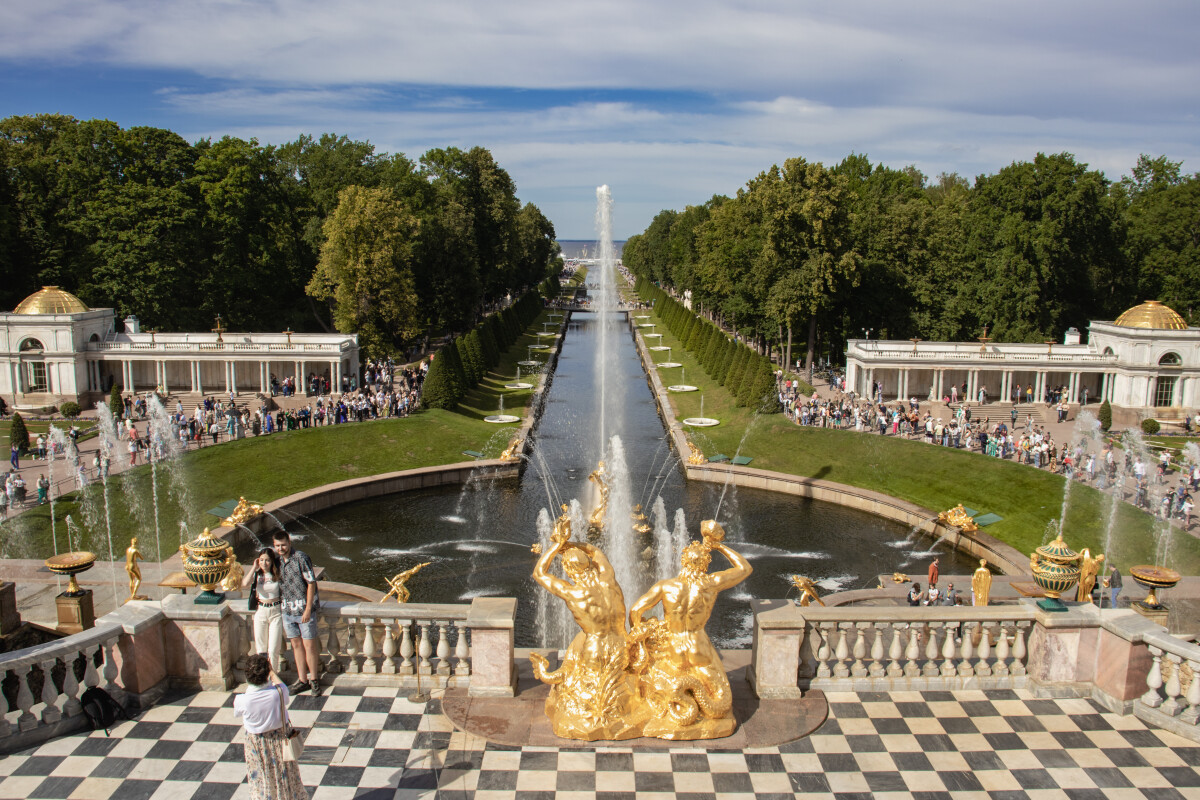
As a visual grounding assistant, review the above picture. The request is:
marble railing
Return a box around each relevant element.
[750,601,1037,697]
[1136,627,1200,739]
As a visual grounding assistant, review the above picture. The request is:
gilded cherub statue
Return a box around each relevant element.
[125,537,149,602]
[627,520,752,740]
[383,562,431,603]
[791,575,825,607]
[220,551,244,592]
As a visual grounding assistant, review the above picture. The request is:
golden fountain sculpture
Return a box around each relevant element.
[791,575,825,607]
[937,504,980,533]
[587,460,610,535]
[686,440,707,465]
[383,562,431,603]
[125,537,149,602]
[530,481,752,741]
[222,496,264,527]
[630,504,651,535]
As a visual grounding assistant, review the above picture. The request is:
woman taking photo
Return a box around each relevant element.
[242,548,284,671]
[234,654,305,798]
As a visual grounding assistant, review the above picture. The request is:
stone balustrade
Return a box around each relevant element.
[1135,625,1200,740]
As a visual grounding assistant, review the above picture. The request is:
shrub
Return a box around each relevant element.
[8,412,29,454]
[59,401,82,419]
[1098,400,1112,432]
[1141,417,1161,435]
[108,385,123,419]
[420,352,458,410]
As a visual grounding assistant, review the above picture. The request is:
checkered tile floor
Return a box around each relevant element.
[1,686,1197,799]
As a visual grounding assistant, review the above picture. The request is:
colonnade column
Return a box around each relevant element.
[935,369,944,401]
[230,361,238,395]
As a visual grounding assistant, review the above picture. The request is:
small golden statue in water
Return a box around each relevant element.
[384,562,431,603]
[891,572,909,584]
[686,440,707,465]
[222,496,264,527]
[587,461,610,533]
[791,575,825,607]
[125,537,149,601]
[937,504,979,532]
[630,504,651,535]
[500,438,522,461]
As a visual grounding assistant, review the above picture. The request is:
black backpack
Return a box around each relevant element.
[80,686,129,735]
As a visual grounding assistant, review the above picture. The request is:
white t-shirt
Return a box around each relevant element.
[256,576,281,604]
[233,683,288,734]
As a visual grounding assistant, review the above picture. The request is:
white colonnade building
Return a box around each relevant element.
[0,287,360,410]
[845,300,1199,417]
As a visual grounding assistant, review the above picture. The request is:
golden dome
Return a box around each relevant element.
[1113,300,1188,330]
[13,286,89,315]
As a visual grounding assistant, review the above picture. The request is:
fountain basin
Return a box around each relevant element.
[644,333,662,339]
[517,360,541,367]
[657,362,682,368]
[536,332,559,338]
[530,344,551,350]
[648,346,671,352]
[668,385,698,392]
[637,324,655,328]
[682,417,720,427]
[484,415,522,424]
[505,382,534,390]
[1130,565,1181,609]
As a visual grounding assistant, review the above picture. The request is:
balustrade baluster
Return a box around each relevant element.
[454,623,470,678]
[922,624,940,677]
[61,652,82,718]
[345,618,361,674]
[886,624,903,678]
[833,625,850,678]
[1012,623,1028,676]
[1161,654,1184,716]
[400,621,415,674]
[850,624,868,678]
[869,624,886,678]
[83,646,101,689]
[235,614,253,671]
[322,617,341,674]
[994,625,1011,678]
[940,625,957,678]
[903,626,920,677]
[362,618,379,673]
[1180,659,1200,725]
[15,664,36,731]
[1141,648,1164,708]
[958,624,975,677]
[40,659,61,724]
[976,624,992,677]
[102,640,121,698]
[815,624,832,678]
[417,622,433,675]
[381,624,398,674]
[436,622,451,677]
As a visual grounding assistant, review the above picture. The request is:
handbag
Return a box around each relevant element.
[275,685,304,762]
[247,572,259,611]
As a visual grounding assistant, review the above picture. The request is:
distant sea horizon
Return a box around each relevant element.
[556,239,625,259]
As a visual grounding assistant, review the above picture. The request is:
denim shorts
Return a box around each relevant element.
[283,613,319,640]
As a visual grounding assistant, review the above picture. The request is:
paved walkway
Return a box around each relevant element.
[2,683,1197,799]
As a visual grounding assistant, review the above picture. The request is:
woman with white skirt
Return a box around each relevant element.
[242,548,284,671]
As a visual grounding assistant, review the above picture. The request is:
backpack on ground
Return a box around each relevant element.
[80,686,129,735]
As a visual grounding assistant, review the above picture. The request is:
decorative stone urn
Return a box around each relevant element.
[1029,533,1081,612]
[180,528,234,604]
[45,551,96,597]
[1129,565,1182,609]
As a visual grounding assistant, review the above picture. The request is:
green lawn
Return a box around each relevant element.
[639,299,1200,576]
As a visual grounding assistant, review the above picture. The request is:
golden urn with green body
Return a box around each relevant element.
[1029,533,1081,612]
[180,528,234,604]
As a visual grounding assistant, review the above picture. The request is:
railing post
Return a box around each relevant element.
[39,659,61,725]
[1161,654,1184,717]
[1181,659,1200,725]
[1141,648,1164,708]
[466,598,516,697]
[748,601,804,699]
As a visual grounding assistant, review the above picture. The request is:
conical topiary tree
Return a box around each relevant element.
[8,412,29,455]
[466,329,486,381]
[421,352,458,410]
[457,337,478,387]
[1098,399,1112,432]
[109,384,123,419]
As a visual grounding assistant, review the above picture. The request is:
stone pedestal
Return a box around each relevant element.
[55,590,95,635]
[0,581,21,635]
[467,597,517,697]
[749,600,805,699]
[1131,602,1169,628]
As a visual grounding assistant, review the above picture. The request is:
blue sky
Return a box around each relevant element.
[3,1,1199,239]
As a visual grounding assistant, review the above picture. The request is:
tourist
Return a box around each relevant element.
[36,474,49,504]
[1104,565,1123,609]
[907,583,922,605]
[927,557,939,588]
[273,530,321,696]
[9,444,17,471]
[233,653,306,799]
[924,583,941,605]
[242,548,285,672]
[1183,494,1193,529]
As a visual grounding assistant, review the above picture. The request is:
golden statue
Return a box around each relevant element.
[972,559,992,606]
[631,504,651,535]
[220,551,244,592]
[627,520,752,740]
[383,562,431,603]
[587,461,610,532]
[125,537,149,601]
[686,440,707,465]
[791,575,825,607]
[891,572,909,584]
[937,504,979,532]
[529,505,645,740]
[1076,549,1105,603]
[222,496,264,527]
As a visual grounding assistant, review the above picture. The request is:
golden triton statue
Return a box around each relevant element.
[222,496,264,527]
[125,537,149,601]
[937,504,979,532]
[384,562,432,603]
[631,504,651,535]
[529,504,645,740]
[791,574,825,607]
[891,572,909,584]
[627,520,751,740]
[587,461,610,533]
[686,440,707,465]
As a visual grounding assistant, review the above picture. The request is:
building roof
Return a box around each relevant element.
[1113,300,1188,330]
[13,286,89,315]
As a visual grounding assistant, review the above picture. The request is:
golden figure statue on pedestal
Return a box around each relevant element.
[791,575,825,607]
[1076,549,1105,603]
[628,520,751,740]
[937,504,979,532]
[529,505,645,740]
[125,537,149,602]
[384,562,431,603]
[220,551,244,592]
[973,559,992,606]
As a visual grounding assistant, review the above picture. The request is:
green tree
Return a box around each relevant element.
[109,385,124,418]
[8,412,28,454]
[420,351,458,410]
[1098,399,1112,432]
[306,185,421,356]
